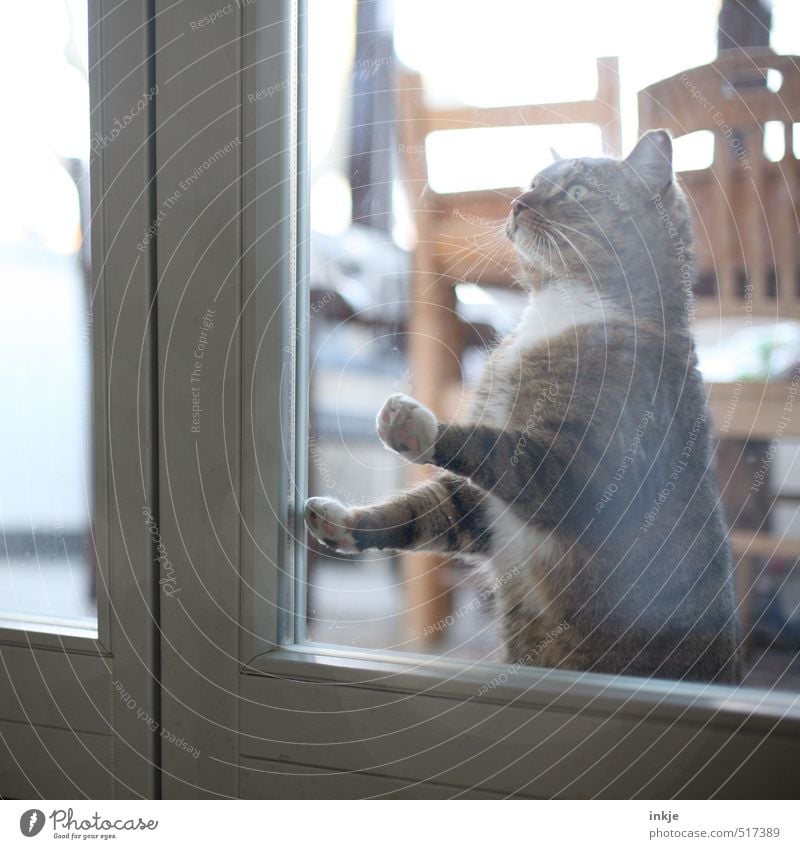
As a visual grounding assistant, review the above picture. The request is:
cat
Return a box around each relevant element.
[305,129,742,684]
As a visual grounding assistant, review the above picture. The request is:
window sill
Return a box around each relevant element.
[244,642,800,734]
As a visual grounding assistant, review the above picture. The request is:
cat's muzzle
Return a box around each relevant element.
[505,211,518,240]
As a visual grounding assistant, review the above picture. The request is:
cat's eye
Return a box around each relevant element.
[568,183,588,201]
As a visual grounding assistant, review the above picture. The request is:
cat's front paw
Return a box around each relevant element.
[377,394,438,464]
[304,497,358,553]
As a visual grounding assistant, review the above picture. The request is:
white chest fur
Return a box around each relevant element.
[511,285,611,355]
[481,494,562,614]
[480,285,610,427]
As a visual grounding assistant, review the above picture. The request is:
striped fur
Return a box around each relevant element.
[305,131,741,684]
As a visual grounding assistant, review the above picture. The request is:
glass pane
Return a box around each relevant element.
[0,1,95,630]
[303,0,800,693]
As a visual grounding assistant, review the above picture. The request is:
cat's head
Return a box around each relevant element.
[507,130,693,300]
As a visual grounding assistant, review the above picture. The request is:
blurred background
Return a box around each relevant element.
[0,1,95,631]
[304,0,800,691]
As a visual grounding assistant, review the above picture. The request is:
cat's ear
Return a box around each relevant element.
[550,146,563,162]
[625,129,673,194]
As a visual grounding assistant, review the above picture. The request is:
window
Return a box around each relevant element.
[0,0,158,797]
[299,0,800,697]
[4,0,799,802]
[0,0,96,633]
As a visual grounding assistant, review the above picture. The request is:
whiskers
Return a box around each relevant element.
[433,215,517,291]
[516,212,603,288]
[514,217,566,279]
[425,206,603,297]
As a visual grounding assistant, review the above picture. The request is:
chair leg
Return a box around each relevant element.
[735,553,758,661]
[403,263,463,647]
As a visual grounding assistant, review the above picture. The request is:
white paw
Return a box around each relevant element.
[304,497,358,553]
[376,394,438,464]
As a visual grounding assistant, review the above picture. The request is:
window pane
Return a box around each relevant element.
[304,0,800,693]
[0,1,95,630]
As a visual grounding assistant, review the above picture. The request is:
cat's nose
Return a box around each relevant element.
[512,192,534,216]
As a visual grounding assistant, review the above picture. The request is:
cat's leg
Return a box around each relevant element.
[500,605,580,669]
[377,393,564,509]
[500,605,563,667]
[304,473,492,555]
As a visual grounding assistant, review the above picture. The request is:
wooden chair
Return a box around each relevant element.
[395,59,622,645]
[638,49,800,651]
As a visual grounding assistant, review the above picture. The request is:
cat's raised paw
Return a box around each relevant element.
[304,497,358,553]
[377,394,438,463]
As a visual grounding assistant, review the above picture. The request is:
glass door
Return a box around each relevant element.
[0,1,95,635]
[0,0,158,798]
[158,0,800,799]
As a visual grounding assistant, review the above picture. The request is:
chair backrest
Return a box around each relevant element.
[638,49,800,321]
[395,58,622,286]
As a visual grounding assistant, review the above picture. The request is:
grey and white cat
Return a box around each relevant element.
[305,130,741,684]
